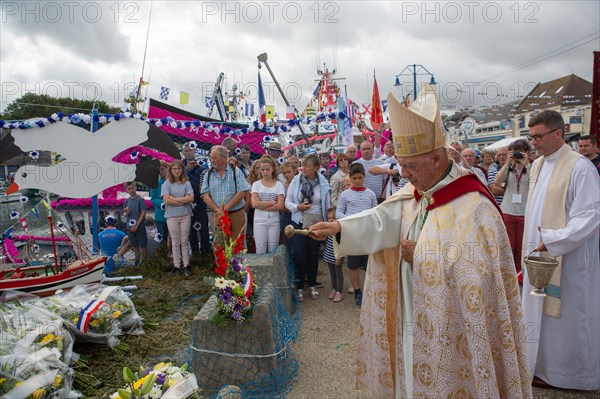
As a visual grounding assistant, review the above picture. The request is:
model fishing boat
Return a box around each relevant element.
[0,216,106,297]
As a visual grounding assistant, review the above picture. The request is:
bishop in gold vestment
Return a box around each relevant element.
[311,85,532,398]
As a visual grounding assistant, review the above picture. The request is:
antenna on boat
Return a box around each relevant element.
[133,0,154,113]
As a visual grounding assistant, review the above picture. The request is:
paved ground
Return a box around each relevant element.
[287,262,599,399]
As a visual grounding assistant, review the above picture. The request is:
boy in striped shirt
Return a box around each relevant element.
[336,163,378,308]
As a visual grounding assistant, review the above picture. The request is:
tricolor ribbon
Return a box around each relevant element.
[242,268,253,298]
[77,299,106,333]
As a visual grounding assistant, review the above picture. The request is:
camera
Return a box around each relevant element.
[513,150,524,160]
[392,175,401,184]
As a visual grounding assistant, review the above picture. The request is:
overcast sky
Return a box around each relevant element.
[1,1,598,117]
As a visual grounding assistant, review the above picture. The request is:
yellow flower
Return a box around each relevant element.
[73,317,79,324]
[113,310,122,319]
[15,381,23,387]
[154,362,167,371]
[133,375,149,390]
[32,388,46,399]
[40,333,56,346]
[90,319,100,327]
[0,377,5,385]
[53,374,62,388]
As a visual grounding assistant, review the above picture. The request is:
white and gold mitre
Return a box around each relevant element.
[387,83,445,157]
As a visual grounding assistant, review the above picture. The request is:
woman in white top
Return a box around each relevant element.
[251,156,286,254]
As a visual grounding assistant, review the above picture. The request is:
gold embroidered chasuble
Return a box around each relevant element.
[335,164,532,398]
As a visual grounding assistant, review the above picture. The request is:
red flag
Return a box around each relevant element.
[371,76,384,132]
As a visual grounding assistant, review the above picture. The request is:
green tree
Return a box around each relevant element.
[1,93,121,120]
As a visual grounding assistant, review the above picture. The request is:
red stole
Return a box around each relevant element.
[414,174,502,216]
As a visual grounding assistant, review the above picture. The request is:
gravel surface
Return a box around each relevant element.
[287,262,599,399]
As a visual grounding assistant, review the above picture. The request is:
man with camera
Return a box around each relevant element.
[368,155,408,201]
[493,139,531,282]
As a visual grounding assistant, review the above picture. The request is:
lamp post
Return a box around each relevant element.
[394,64,436,101]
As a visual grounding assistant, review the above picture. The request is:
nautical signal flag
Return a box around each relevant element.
[265,105,275,120]
[381,99,388,112]
[180,92,189,105]
[286,106,295,119]
[41,196,51,210]
[20,217,28,233]
[204,96,214,110]
[225,101,235,113]
[370,75,384,131]
[258,71,266,123]
[160,87,170,100]
[141,80,149,86]
[245,103,255,116]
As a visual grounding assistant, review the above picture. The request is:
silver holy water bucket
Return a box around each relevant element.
[524,255,559,297]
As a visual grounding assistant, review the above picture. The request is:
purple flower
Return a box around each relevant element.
[225,286,232,293]
[221,292,232,304]
[141,367,152,376]
[155,373,166,385]
[232,258,240,272]
[232,311,242,321]
[234,303,243,311]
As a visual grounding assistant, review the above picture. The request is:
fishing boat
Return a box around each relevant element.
[0,216,106,297]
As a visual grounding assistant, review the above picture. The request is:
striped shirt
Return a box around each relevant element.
[352,158,384,196]
[200,165,250,211]
[336,188,377,220]
[251,180,285,220]
[323,236,337,263]
[487,163,504,204]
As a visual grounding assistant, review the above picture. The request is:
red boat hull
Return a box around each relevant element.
[0,257,106,297]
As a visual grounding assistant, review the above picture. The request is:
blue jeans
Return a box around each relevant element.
[156,221,168,244]
[290,220,319,289]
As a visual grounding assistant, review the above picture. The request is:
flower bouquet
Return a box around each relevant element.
[204,210,258,326]
[0,302,78,398]
[40,284,144,354]
[110,362,207,399]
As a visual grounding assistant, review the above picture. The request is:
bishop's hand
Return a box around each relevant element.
[401,239,416,264]
[310,221,341,241]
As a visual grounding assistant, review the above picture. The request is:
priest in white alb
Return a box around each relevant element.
[522,110,600,390]
[311,84,532,398]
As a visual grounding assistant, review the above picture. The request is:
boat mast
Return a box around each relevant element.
[47,216,59,273]
[257,52,311,144]
[133,0,154,113]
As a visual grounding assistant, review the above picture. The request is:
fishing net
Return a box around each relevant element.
[187,245,301,398]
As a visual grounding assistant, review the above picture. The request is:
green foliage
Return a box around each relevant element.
[1,93,121,120]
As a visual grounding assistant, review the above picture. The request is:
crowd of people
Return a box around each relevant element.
[97,95,599,396]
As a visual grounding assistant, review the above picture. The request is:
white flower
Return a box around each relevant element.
[214,277,227,289]
[148,386,162,399]
[170,371,184,383]
[226,280,238,288]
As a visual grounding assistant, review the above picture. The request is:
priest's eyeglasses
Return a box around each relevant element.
[527,129,558,142]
